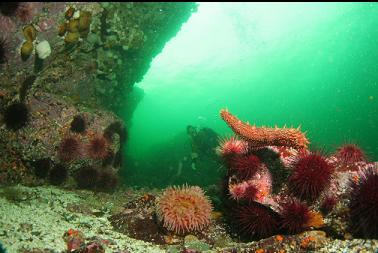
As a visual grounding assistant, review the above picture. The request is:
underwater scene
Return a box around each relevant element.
[0,2,377,253]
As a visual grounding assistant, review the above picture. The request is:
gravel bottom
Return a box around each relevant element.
[0,185,165,253]
[319,239,378,253]
[1,185,378,253]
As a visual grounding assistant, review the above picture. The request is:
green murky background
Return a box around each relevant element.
[121,3,378,187]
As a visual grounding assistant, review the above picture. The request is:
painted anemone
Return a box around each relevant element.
[156,185,212,234]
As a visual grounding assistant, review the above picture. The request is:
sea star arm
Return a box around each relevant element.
[220,109,309,150]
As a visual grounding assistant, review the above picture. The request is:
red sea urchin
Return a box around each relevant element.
[335,144,366,165]
[58,135,82,162]
[349,167,378,238]
[156,185,212,234]
[87,135,109,160]
[234,202,280,239]
[288,153,334,202]
[217,136,248,158]
[230,154,261,179]
[279,199,310,234]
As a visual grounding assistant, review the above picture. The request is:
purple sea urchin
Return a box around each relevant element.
[349,167,378,238]
[103,121,127,143]
[0,3,21,16]
[113,150,122,168]
[102,150,114,167]
[3,102,29,130]
[32,158,52,178]
[0,37,9,64]
[48,164,68,186]
[75,166,98,190]
[96,170,119,192]
[70,115,86,133]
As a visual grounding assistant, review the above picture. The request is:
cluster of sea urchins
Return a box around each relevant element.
[54,117,120,190]
[0,3,36,23]
[331,143,378,238]
[29,115,120,191]
[217,134,376,240]
[30,158,69,186]
[74,166,118,192]
[218,136,326,239]
[348,167,378,238]
[57,116,111,163]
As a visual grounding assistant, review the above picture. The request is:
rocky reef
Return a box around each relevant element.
[0,2,197,187]
[2,110,375,252]
[1,3,378,253]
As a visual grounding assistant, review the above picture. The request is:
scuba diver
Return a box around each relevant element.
[186,125,220,170]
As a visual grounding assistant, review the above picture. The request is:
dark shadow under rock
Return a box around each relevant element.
[109,193,166,244]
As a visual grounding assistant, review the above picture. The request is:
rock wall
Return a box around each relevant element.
[0,2,197,185]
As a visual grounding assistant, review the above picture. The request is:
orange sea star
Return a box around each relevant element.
[220,109,309,150]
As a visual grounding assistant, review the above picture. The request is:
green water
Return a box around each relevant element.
[121,3,378,187]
